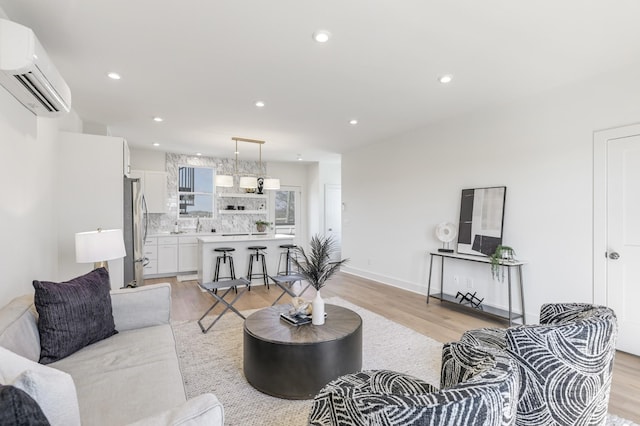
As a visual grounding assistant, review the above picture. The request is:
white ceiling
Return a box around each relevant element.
[2,1,640,162]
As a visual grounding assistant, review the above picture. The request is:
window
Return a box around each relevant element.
[275,189,296,226]
[178,166,214,218]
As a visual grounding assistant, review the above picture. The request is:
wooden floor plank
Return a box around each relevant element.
[145,271,640,422]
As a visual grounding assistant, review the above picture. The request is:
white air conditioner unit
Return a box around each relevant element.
[0,18,71,116]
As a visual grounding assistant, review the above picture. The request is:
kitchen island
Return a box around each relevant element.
[197,233,295,285]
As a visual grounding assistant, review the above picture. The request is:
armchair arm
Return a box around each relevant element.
[127,394,223,426]
[539,303,609,324]
[367,370,437,395]
[110,283,172,332]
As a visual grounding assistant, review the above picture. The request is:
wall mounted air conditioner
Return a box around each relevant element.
[0,18,71,116]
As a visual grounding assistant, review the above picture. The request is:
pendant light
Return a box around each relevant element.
[216,137,280,190]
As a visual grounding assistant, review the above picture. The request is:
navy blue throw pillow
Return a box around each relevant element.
[33,267,118,364]
[0,385,50,425]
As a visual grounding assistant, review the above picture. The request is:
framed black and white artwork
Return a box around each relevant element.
[457,186,506,256]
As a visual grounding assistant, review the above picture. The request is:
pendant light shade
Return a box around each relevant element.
[216,137,279,190]
[215,175,233,187]
[239,176,258,189]
[263,178,280,190]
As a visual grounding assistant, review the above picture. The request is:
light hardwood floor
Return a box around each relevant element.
[146,272,640,423]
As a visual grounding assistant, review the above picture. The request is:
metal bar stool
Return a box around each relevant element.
[213,247,236,281]
[276,244,298,275]
[213,247,237,292]
[247,246,269,290]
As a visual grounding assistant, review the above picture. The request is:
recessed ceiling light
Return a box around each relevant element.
[196,152,202,156]
[349,119,358,125]
[297,154,303,161]
[152,142,160,147]
[153,116,163,122]
[255,101,265,108]
[107,72,121,80]
[313,30,331,43]
[439,74,453,84]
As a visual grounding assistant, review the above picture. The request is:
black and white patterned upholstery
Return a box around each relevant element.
[460,303,617,426]
[308,342,520,426]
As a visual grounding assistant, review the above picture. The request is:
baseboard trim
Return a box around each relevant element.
[340,266,427,296]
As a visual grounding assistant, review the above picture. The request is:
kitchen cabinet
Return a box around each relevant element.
[157,236,178,274]
[123,140,131,177]
[130,169,167,214]
[178,236,198,272]
[142,237,158,275]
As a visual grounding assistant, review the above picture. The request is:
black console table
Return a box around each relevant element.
[426,251,526,325]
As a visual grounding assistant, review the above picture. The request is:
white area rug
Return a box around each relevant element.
[172,297,638,426]
[172,297,442,425]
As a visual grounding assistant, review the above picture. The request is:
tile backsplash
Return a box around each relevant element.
[146,153,271,235]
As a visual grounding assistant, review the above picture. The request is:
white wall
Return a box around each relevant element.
[342,61,640,323]
[56,132,125,288]
[0,87,60,305]
[130,147,165,171]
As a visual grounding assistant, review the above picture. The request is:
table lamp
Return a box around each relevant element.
[75,228,126,271]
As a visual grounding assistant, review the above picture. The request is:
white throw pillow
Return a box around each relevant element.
[0,346,81,426]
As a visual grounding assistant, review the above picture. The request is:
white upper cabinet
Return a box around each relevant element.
[122,140,131,177]
[131,169,167,213]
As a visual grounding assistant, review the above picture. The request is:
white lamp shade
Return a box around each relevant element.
[215,175,233,187]
[239,176,258,189]
[75,229,126,263]
[263,178,280,190]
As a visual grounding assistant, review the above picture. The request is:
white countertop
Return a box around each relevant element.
[197,233,294,243]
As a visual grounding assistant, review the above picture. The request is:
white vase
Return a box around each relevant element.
[312,289,325,325]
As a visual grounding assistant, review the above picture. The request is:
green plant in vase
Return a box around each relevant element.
[490,245,516,282]
[255,220,271,232]
[293,234,349,325]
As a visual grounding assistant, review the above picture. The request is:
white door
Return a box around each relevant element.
[324,184,342,261]
[594,125,640,355]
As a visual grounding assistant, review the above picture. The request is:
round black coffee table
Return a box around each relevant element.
[243,304,362,400]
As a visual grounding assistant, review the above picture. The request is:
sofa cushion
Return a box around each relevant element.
[127,394,225,426]
[0,295,40,362]
[0,346,81,426]
[51,324,187,426]
[0,385,50,426]
[33,268,118,364]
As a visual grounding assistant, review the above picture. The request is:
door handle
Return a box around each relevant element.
[608,251,620,260]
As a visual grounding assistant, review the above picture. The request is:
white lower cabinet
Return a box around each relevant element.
[178,236,198,272]
[143,235,198,276]
[157,236,178,274]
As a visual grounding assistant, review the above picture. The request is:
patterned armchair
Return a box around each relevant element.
[308,342,520,426]
[460,303,617,426]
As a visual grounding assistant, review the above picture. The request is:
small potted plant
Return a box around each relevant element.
[255,220,271,232]
[490,245,516,282]
[293,235,349,325]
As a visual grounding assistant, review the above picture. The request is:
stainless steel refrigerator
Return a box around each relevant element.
[123,177,148,287]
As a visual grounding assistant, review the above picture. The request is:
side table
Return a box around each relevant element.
[426,251,526,325]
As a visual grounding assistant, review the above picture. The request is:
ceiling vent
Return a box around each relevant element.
[0,18,71,116]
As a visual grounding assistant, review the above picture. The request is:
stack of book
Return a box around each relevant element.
[279,312,312,326]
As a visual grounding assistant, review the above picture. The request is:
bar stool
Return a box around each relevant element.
[247,246,269,290]
[213,247,236,286]
[276,244,298,275]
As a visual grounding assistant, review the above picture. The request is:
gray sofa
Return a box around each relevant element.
[0,283,224,426]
